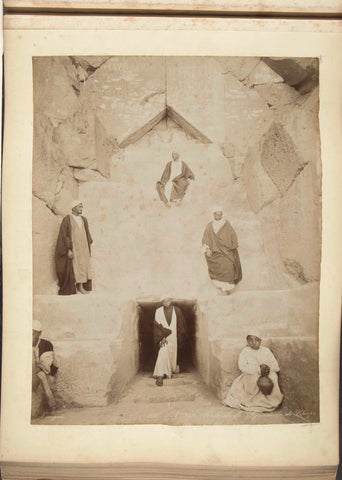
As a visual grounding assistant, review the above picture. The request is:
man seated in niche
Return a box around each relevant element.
[153,297,188,386]
[222,329,283,412]
[156,151,195,207]
[55,200,93,295]
[32,320,59,412]
[202,206,242,294]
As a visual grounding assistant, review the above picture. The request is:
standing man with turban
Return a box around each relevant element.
[55,200,93,295]
[202,207,242,294]
[156,151,195,207]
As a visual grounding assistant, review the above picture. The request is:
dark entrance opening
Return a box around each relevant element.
[137,300,197,373]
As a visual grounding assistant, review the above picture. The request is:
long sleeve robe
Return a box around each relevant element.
[202,220,242,285]
[152,306,188,377]
[156,160,195,203]
[55,215,93,295]
[223,346,283,412]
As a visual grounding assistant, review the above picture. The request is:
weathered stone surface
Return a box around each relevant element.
[94,115,118,179]
[167,57,225,145]
[72,56,109,73]
[33,57,80,123]
[215,57,260,81]
[33,295,139,406]
[261,122,306,195]
[51,166,79,216]
[274,87,320,170]
[255,83,300,107]
[82,57,166,146]
[244,61,284,87]
[33,116,66,206]
[73,168,107,183]
[279,162,322,282]
[32,196,61,295]
[244,142,279,213]
[262,57,319,94]
[221,73,272,178]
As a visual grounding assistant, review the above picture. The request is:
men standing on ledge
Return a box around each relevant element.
[55,200,93,295]
[153,297,188,386]
[156,151,195,207]
[202,207,242,294]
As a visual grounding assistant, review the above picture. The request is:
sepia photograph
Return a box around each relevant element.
[31,55,321,426]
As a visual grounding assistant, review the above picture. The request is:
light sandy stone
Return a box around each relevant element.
[255,83,300,107]
[244,142,279,214]
[244,60,284,87]
[73,168,107,183]
[32,196,61,295]
[51,166,79,216]
[33,296,139,406]
[82,57,166,147]
[215,57,260,81]
[261,122,306,196]
[279,162,321,282]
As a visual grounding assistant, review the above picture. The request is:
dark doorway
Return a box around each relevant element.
[137,300,197,373]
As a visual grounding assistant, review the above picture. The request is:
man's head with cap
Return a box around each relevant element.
[212,206,223,221]
[246,328,262,350]
[71,200,83,215]
[172,151,179,161]
[33,320,42,347]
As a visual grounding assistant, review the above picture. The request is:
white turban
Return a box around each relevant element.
[71,200,82,210]
[212,205,223,214]
[246,328,262,340]
[33,320,42,332]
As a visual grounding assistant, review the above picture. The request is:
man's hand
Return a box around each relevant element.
[159,338,168,348]
[205,249,213,258]
[260,364,270,376]
[67,249,73,259]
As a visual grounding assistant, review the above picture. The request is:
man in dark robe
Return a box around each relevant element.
[156,151,195,207]
[153,297,188,386]
[202,207,242,294]
[55,200,93,295]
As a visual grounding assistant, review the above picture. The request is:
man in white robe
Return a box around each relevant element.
[153,298,187,386]
[222,329,283,412]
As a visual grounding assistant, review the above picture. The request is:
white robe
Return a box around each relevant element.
[223,345,283,412]
[153,307,178,378]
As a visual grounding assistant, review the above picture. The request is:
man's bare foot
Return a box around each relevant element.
[165,202,171,208]
[156,376,163,386]
[77,285,88,295]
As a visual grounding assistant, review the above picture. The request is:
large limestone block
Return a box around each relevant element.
[51,166,79,216]
[261,122,306,195]
[33,57,80,123]
[32,196,61,295]
[244,61,284,87]
[33,116,66,206]
[255,83,300,107]
[204,284,319,340]
[262,57,319,94]
[208,335,319,419]
[279,162,322,282]
[73,168,107,183]
[244,142,279,213]
[221,73,272,178]
[33,296,139,406]
[215,57,260,81]
[82,57,166,147]
[167,57,225,144]
[274,88,320,170]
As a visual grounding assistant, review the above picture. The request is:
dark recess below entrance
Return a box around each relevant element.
[137,301,197,373]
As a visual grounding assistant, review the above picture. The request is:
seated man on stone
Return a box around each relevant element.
[153,297,188,386]
[32,320,59,412]
[202,206,242,294]
[55,200,93,295]
[156,151,195,207]
[222,329,283,412]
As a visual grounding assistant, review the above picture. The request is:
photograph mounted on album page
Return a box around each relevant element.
[1,14,341,473]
